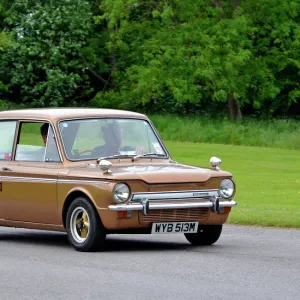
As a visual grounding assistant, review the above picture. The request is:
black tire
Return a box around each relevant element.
[184,225,222,246]
[66,197,106,252]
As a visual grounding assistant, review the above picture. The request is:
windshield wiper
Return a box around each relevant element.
[97,154,134,161]
[132,152,166,161]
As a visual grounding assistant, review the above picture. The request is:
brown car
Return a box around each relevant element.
[0,108,236,251]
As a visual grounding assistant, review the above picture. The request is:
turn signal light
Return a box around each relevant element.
[223,207,231,214]
[117,211,129,218]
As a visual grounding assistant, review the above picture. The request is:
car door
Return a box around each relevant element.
[1,121,63,224]
[0,120,18,220]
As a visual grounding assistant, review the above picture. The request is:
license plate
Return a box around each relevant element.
[151,222,199,234]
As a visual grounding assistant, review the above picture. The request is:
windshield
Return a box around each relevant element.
[58,118,168,161]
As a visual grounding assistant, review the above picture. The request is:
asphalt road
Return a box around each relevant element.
[0,225,299,300]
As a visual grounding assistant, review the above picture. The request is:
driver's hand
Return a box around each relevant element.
[135,146,146,155]
[72,149,79,156]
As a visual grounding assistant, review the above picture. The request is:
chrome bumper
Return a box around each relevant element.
[108,198,237,215]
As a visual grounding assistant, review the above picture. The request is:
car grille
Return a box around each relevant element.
[139,207,209,224]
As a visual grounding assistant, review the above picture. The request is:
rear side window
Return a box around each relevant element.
[0,121,17,161]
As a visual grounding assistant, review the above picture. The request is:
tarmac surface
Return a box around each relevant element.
[0,225,299,300]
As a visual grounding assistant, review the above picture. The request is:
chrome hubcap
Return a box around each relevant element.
[70,207,90,243]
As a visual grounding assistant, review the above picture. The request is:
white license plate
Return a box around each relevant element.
[151,222,199,234]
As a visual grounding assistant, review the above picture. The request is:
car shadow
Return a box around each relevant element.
[103,236,191,252]
[0,230,223,252]
[0,231,69,248]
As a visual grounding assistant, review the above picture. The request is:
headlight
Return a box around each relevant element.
[113,183,130,203]
[219,179,235,199]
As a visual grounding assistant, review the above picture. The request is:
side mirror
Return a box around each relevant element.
[210,156,222,171]
[98,159,113,174]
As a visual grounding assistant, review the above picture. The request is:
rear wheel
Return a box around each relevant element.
[184,225,222,246]
[66,197,106,252]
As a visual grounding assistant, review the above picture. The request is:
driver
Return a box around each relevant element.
[40,123,49,146]
[94,121,122,156]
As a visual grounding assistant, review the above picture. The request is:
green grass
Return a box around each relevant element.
[151,115,300,150]
[166,141,300,228]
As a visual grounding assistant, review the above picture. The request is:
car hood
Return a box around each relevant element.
[67,161,232,184]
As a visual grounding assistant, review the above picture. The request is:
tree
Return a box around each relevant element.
[0,0,99,107]
[92,0,300,119]
[92,1,255,118]
[241,0,300,116]
[0,1,12,101]
[0,0,299,116]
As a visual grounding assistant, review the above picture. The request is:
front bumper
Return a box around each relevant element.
[108,197,237,215]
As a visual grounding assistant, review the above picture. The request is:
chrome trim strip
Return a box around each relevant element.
[108,200,237,212]
[150,202,214,210]
[131,190,219,201]
[219,201,237,208]
[1,176,56,183]
[1,176,109,185]
[109,203,143,211]
[58,179,109,185]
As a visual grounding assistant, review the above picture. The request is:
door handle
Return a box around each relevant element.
[1,166,12,171]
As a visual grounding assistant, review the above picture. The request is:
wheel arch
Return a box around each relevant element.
[62,188,99,229]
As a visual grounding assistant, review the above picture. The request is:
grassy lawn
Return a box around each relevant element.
[166,141,300,228]
[151,115,300,150]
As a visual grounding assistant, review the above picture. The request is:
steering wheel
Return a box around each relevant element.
[73,149,96,157]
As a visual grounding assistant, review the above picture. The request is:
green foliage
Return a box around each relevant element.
[0,0,94,107]
[91,0,300,117]
[241,0,300,114]
[93,0,218,109]
[0,0,300,117]
[0,2,12,97]
[0,31,11,93]
[0,31,12,51]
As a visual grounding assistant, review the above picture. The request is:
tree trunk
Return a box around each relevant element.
[228,93,242,120]
[214,0,224,18]
[229,0,242,120]
[212,1,243,119]
[232,0,241,10]
[108,21,117,89]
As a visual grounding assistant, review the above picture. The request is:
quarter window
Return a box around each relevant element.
[0,121,17,161]
[45,125,61,162]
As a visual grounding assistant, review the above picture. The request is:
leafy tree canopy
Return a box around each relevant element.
[0,0,95,107]
[0,0,300,118]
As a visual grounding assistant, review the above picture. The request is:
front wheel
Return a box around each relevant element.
[184,225,222,246]
[66,197,106,252]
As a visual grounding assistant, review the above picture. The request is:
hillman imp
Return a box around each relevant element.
[0,109,237,251]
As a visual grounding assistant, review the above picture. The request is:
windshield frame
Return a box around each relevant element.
[57,117,170,162]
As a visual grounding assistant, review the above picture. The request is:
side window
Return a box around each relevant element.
[0,121,17,161]
[16,122,60,162]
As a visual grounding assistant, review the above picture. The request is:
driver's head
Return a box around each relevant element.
[102,121,122,151]
[40,123,49,146]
